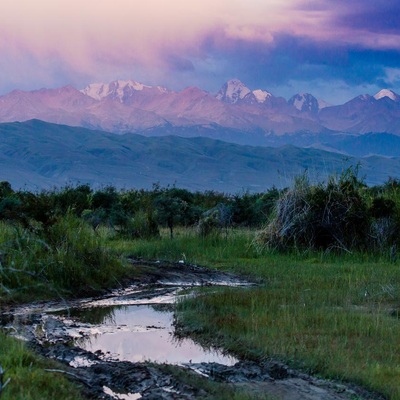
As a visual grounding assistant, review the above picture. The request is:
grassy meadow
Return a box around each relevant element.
[118,228,400,399]
[1,225,400,399]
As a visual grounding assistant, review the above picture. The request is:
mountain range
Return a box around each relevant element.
[1,79,400,192]
[1,79,400,146]
[0,120,399,193]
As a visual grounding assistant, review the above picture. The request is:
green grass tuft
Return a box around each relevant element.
[0,332,83,400]
[0,215,132,303]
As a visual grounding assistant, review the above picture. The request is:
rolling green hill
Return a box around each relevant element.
[1,120,399,192]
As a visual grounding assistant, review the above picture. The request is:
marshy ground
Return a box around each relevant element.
[1,259,388,400]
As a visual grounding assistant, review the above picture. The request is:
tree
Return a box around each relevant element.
[54,184,92,216]
[154,190,188,239]
[91,186,118,210]
[0,181,13,200]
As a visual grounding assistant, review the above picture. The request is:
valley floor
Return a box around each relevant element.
[1,228,400,399]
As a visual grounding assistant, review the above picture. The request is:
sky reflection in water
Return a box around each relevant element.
[70,304,237,365]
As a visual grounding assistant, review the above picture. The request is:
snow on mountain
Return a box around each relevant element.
[216,79,251,104]
[288,93,319,113]
[81,80,145,101]
[80,80,170,102]
[373,89,400,102]
[3,78,400,139]
[216,79,274,105]
[251,89,272,103]
[358,94,374,101]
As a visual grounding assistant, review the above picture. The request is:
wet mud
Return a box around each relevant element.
[0,259,385,399]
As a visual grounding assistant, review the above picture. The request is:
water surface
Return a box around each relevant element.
[53,287,237,366]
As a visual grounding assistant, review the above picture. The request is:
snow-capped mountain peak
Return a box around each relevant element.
[81,80,151,102]
[156,86,169,94]
[373,89,400,102]
[252,89,272,103]
[216,79,251,104]
[288,93,320,113]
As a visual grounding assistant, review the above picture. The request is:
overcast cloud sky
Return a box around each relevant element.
[1,0,400,103]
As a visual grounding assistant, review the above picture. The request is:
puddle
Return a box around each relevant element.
[55,302,237,365]
[103,386,141,399]
[2,284,238,368]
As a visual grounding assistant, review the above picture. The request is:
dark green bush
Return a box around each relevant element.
[118,210,159,239]
[370,197,396,218]
[0,196,22,221]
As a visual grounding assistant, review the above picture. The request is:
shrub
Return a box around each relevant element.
[0,196,22,221]
[53,184,92,216]
[197,203,232,237]
[0,214,126,298]
[255,175,310,250]
[197,210,221,238]
[256,169,370,252]
[118,210,159,239]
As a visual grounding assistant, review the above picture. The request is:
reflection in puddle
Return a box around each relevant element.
[1,277,252,399]
[69,356,98,368]
[62,304,237,365]
[52,286,239,366]
[3,284,241,370]
[103,386,141,399]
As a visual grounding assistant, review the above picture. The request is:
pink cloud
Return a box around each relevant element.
[1,1,399,67]
[1,0,400,95]
[0,0,348,70]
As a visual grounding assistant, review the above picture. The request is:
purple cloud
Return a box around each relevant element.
[0,0,400,104]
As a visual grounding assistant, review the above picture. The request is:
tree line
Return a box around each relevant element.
[1,169,400,253]
[0,181,280,239]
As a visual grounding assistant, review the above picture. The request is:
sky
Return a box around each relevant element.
[1,0,400,104]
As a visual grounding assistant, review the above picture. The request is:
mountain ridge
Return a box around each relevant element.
[0,120,399,193]
[1,79,400,143]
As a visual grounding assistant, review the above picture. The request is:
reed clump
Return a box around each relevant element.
[256,168,400,254]
[0,213,127,301]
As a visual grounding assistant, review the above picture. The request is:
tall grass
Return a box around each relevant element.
[0,332,83,400]
[118,228,400,399]
[111,227,259,268]
[0,215,130,302]
[0,216,133,399]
